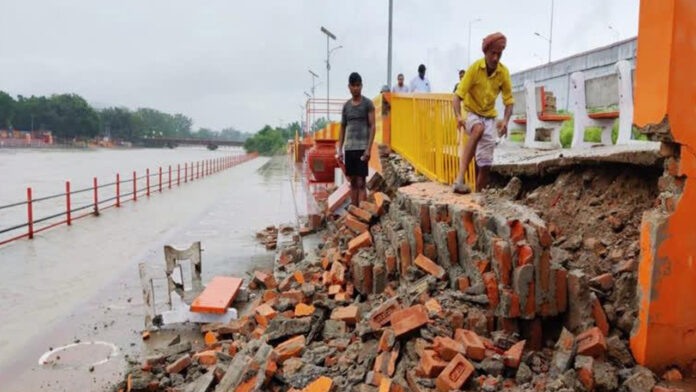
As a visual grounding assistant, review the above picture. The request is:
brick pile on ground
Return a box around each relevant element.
[114,153,686,392]
[257,225,280,250]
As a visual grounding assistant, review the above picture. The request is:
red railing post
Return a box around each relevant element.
[116,174,121,207]
[168,165,172,189]
[196,161,199,179]
[184,163,188,183]
[27,187,34,239]
[93,177,99,215]
[178,164,181,186]
[146,168,151,197]
[133,171,138,201]
[65,181,72,225]
[158,167,162,192]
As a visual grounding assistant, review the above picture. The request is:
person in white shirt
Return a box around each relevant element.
[410,64,431,92]
[391,73,410,93]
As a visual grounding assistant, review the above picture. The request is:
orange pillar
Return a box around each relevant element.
[631,0,696,371]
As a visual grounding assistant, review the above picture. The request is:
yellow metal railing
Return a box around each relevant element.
[390,93,476,190]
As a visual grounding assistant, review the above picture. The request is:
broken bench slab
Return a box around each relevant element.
[190,276,243,314]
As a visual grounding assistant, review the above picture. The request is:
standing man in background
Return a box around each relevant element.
[452,32,514,194]
[337,72,376,207]
[410,64,431,92]
[392,73,410,93]
[453,69,466,92]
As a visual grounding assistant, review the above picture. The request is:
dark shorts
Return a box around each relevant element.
[344,149,368,177]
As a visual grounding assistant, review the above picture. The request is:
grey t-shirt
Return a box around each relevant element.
[341,96,375,151]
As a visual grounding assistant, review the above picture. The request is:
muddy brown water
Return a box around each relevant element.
[0,150,308,391]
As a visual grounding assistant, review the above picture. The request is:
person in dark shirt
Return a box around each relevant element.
[337,72,376,207]
[453,69,466,92]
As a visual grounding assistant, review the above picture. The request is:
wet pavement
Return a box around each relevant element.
[0,155,308,391]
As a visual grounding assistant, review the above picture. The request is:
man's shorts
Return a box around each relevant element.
[463,112,496,167]
[344,149,368,177]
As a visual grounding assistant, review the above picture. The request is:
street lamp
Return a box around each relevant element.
[308,69,319,98]
[468,18,482,66]
[320,26,337,121]
[534,32,552,63]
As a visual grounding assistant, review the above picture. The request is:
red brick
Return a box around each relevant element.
[193,350,218,366]
[482,272,500,310]
[509,220,526,243]
[555,268,568,312]
[590,273,614,291]
[539,250,551,294]
[345,214,369,234]
[419,204,431,234]
[399,239,412,274]
[492,239,512,286]
[330,261,347,284]
[435,354,474,392]
[419,349,448,378]
[476,259,490,274]
[500,289,520,318]
[576,327,607,358]
[373,192,391,215]
[433,336,466,361]
[348,205,373,223]
[518,245,534,266]
[331,305,360,325]
[378,328,396,352]
[653,386,685,392]
[360,201,381,217]
[166,355,192,374]
[255,303,277,327]
[204,331,218,346]
[425,298,442,315]
[254,271,277,289]
[454,329,486,361]
[274,335,305,363]
[446,228,458,265]
[279,290,304,304]
[368,298,401,330]
[390,305,429,337]
[141,331,150,340]
[414,226,424,257]
[295,303,315,317]
[591,295,609,336]
[303,376,332,392]
[348,231,372,254]
[262,290,279,303]
[536,225,553,247]
[424,243,437,261]
[414,254,446,280]
[328,284,341,296]
[662,368,683,381]
[575,356,594,391]
[378,377,393,392]
[385,251,397,275]
[503,340,525,368]
[457,276,470,292]
[462,210,477,245]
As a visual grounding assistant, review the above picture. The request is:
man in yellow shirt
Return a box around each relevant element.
[452,32,514,193]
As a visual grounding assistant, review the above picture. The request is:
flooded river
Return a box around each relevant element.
[0,148,307,391]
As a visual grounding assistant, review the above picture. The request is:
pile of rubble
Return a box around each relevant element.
[115,154,687,392]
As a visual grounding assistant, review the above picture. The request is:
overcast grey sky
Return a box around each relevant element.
[0,0,639,132]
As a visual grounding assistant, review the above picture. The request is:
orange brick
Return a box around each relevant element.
[346,214,370,234]
[330,261,346,284]
[446,228,458,265]
[328,284,342,296]
[251,326,265,339]
[590,273,613,291]
[462,210,477,245]
[360,201,381,216]
[274,335,305,362]
[331,305,360,325]
[424,243,437,261]
[457,276,470,292]
[279,290,305,304]
[293,271,305,284]
[518,245,534,266]
[399,239,412,274]
[204,331,218,346]
[166,355,192,374]
[414,254,445,280]
[425,298,442,315]
[390,305,429,337]
[263,290,279,303]
[662,368,683,381]
[419,349,448,378]
[235,376,257,392]
[141,331,150,340]
[348,231,372,254]
[435,353,474,392]
[378,377,392,392]
[303,376,333,392]
[348,205,373,223]
[253,271,277,289]
[433,336,465,361]
[373,192,391,215]
[576,327,607,358]
[482,272,500,310]
[414,226,424,257]
[335,293,348,301]
[378,328,396,352]
[575,356,594,391]
[591,295,609,336]
[492,239,512,286]
[369,298,402,330]
[193,350,218,366]
[503,340,525,368]
[555,268,568,312]
[385,251,397,275]
[295,303,315,317]
[476,259,490,274]
[508,220,526,243]
[255,303,277,327]
[454,329,486,361]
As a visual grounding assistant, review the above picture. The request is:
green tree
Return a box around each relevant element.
[311,117,328,132]
[0,91,15,128]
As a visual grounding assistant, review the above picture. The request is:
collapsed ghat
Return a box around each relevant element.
[115,148,681,392]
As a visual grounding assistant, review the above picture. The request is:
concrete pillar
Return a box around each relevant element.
[630,0,696,371]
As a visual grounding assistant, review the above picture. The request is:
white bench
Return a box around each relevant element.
[509,81,571,149]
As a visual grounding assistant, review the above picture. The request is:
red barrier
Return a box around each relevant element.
[0,153,259,247]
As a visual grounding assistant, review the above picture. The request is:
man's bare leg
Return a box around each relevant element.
[356,177,367,204]
[454,123,484,193]
[350,176,360,207]
[476,166,491,191]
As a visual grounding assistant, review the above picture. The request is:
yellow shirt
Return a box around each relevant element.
[455,58,514,118]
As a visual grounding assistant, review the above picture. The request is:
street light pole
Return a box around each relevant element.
[321,26,337,122]
[468,18,482,66]
[308,69,319,98]
[534,32,552,63]
[548,0,554,63]
[387,0,393,89]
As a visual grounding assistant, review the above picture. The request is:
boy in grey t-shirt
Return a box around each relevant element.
[337,72,375,207]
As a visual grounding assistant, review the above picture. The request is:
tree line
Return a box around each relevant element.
[243,118,329,156]
[0,91,251,142]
